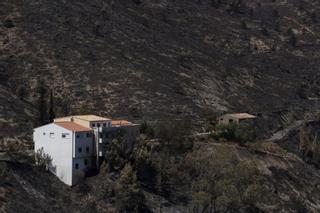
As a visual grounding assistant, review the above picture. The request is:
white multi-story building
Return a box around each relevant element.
[33,115,140,186]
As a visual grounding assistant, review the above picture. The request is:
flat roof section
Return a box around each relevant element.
[73,115,111,122]
[54,115,111,122]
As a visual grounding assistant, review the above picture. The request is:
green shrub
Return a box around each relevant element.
[133,137,158,189]
[105,136,131,172]
[212,122,256,143]
[212,123,239,142]
[156,120,193,154]
[140,121,155,138]
[115,164,146,212]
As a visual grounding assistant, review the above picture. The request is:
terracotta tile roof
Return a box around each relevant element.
[112,120,133,126]
[55,122,92,132]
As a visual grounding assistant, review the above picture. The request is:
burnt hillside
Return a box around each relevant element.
[1,0,320,143]
[2,142,320,212]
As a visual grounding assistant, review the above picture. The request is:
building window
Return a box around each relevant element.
[75,163,79,169]
[92,123,95,127]
[78,147,82,153]
[84,159,88,166]
[49,133,55,138]
[86,147,89,152]
[229,119,234,123]
[103,123,107,127]
[97,123,101,127]
[43,132,46,136]
[62,133,70,139]
[86,133,91,138]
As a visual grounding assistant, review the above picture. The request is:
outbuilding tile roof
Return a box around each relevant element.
[224,113,257,119]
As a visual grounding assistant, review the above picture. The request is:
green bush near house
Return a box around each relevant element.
[115,164,147,212]
[212,122,256,143]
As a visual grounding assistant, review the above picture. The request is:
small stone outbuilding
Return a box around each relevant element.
[218,113,257,125]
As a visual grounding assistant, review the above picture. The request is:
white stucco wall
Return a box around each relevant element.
[33,124,73,186]
[218,115,240,125]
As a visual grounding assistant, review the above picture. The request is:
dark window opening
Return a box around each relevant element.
[103,123,107,127]
[78,147,82,153]
[84,159,88,166]
[62,133,70,139]
[229,119,234,123]
[49,133,55,138]
[97,123,101,127]
[75,163,79,169]
[86,147,89,152]
[92,123,95,127]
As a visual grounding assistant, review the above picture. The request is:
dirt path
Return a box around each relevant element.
[266,120,305,143]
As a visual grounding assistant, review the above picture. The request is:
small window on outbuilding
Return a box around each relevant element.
[75,163,79,169]
[78,147,82,153]
[229,119,234,123]
[92,123,96,127]
[97,123,101,127]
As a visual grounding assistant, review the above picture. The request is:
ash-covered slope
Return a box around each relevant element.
[1,0,320,123]
[1,143,320,213]
[0,85,36,151]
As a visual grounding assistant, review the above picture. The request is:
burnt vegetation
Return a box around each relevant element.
[1,0,320,212]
